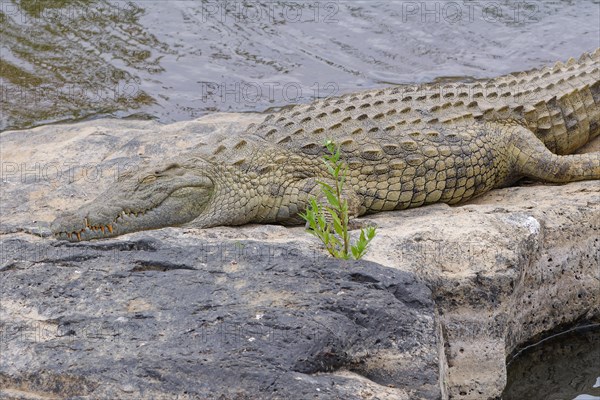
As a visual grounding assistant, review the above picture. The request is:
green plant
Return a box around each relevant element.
[300,140,376,260]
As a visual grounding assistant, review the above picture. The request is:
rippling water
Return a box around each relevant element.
[1,0,599,131]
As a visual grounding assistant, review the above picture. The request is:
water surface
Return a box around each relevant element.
[1,0,599,131]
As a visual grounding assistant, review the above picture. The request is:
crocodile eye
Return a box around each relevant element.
[141,175,157,184]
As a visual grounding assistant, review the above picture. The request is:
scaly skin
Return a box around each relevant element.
[52,49,600,241]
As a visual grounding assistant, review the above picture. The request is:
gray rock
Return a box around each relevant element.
[0,233,439,399]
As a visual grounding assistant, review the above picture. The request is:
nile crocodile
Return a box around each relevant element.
[52,49,600,241]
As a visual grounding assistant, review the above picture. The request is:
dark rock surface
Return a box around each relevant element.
[0,231,440,400]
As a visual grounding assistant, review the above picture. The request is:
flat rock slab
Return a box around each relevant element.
[1,116,599,399]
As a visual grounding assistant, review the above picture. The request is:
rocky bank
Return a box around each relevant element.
[0,115,598,399]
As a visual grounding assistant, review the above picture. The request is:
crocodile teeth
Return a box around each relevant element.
[76,232,81,241]
[100,225,105,233]
[107,225,113,233]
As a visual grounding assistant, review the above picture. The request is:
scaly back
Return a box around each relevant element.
[243,49,599,156]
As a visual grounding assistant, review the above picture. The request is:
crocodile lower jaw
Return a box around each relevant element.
[53,209,156,241]
[52,184,215,241]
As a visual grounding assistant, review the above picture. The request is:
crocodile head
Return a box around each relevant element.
[51,159,216,241]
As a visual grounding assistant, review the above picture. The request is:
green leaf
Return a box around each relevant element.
[329,233,341,248]
[317,213,327,231]
[329,210,344,237]
[324,160,335,175]
[366,226,377,240]
[333,163,341,176]
[322,188,340,209]
[316,180,334,192]
[324,140,334,153]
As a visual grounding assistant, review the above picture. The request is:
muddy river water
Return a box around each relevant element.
[1,0,599,131]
